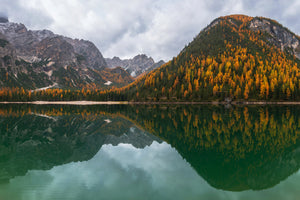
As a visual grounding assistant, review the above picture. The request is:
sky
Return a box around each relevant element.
[1,0,300,62]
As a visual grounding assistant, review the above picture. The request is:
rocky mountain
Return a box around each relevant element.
[106,54,164,77]
[204,15,300,59]
[0,31,53,88]
[0,20,106,70]
[0,18,133,89]
[117,15,300,101]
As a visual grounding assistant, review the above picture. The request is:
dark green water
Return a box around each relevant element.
[0,104,300,200]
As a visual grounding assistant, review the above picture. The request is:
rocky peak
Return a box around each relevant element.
[0,20,116,89]
[0,21,107,70]
[249,17,300,59]
[31,29,55,41]
[62,37,107,70]
[105,56,123,68]
[133,54,151,60]
[105,54,163,77]
[0,22,27,36]
[112,56,122,61]
[202,15,300,60]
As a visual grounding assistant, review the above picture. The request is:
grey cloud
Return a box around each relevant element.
[204,0,227,12]
[1,0,53,28]
[1,0,299,61]
[0,11,8,18]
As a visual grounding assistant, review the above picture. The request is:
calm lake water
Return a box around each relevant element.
[0,104,300,200]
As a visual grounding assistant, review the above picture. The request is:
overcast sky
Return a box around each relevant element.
[1,0,300,61]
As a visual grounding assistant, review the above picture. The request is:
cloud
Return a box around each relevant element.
[1,0,53,29]
[1,0,300,61]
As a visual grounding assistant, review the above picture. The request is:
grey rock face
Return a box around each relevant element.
[0,33,17,71]
[0,22,107,70]
[249,18,300,59]
[35,36,77,67]
[63,37,107,70]
[0,21,115,89]
[106,54,164,77]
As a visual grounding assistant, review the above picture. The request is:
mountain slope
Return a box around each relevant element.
[105,54,165,77]
[121,15,300,101]
[0,21,107,70]
[0,19,133,89]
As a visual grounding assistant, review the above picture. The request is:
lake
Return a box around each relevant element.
[0,104,299,200]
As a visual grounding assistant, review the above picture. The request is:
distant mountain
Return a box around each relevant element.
[120,15,300,101]
[0,18,133,89]
[105,54,164,77]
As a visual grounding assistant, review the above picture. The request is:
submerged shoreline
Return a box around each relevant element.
[1,101,300,105]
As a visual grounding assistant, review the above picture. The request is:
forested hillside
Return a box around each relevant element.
[121,15,300,101]
[1,15,300,102]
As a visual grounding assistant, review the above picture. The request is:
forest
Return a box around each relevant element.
[1,15,300,102]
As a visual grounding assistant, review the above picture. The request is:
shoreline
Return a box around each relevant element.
[1,101,300,105]
[0,101,129,105]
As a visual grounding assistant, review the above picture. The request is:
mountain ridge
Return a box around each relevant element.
[117,14,300,102]
[105,54,164,77]
[0,19,134,89]
[0,21,107,70]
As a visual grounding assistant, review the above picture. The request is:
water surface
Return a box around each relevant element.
[0,104,299,200]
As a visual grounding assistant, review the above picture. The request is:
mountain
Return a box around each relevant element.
[0,22,106,70]
[0,18,133,89]
[119,15,300,102]
[105,54,164,77]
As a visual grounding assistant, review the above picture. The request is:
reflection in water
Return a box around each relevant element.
[0,104,161,183]
[0,104,300,199]
[1,143,300,200]
[1,142,214,200]
[124,105,300,191]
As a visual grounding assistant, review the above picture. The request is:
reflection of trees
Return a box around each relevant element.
[1,104,300,191]
[1,105,299,158]
[127,106,300,159]
[0,104,159,183]
[127,105,300,191]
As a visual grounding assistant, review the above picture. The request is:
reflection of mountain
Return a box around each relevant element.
[1,104,300,191]
[180,143,300,191]
[119,105,300,191]
[0,105,161,183]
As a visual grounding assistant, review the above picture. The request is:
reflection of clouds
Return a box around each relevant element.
[1,142,300,200]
